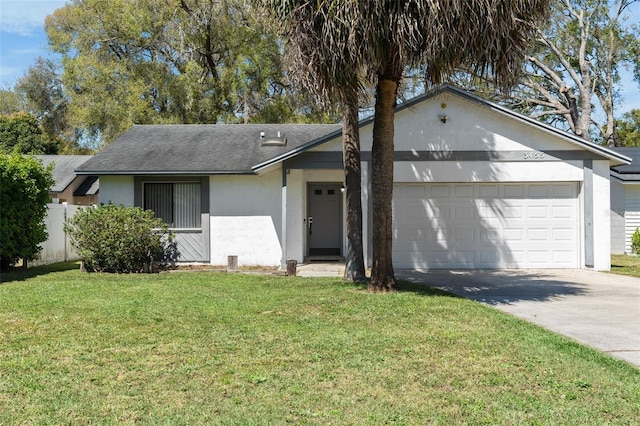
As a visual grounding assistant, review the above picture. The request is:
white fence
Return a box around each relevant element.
[30,203,85,267]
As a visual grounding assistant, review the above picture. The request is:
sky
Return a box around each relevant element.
[0,0,639,115]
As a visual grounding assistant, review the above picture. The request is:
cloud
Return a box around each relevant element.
[0,0,68,36]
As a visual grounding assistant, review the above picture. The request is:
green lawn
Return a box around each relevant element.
[1,264,638,425]
[611,254,640,278]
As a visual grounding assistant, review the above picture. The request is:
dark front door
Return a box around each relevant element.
[308,183,342,256]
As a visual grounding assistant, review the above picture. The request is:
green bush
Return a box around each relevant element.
[632,228,640,254]
[0,152,54,271]
[65,204,176,273]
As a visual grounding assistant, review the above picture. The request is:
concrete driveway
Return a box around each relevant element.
[396,269,640,368]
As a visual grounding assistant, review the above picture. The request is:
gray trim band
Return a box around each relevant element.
[283,150,604,170]
[393,150,602,161]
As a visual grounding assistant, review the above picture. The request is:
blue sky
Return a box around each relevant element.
[1,0,639,115]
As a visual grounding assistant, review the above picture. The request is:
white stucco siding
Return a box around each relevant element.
[98,176,134,206]
[308,135,342,152]
[394,161,584,183]
[285,169,305,262]
[209,170,283,266]
[610,180,625,255]
[591,160,611,270]
[624,185,640,254]
[210,216,282,266]
[359,94,584,153]
[303,169,344,183]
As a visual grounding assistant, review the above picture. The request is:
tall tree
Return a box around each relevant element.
[45,0,332,146]
[362,1,550,291]
[16,58,71,143]
[263,1,368,282]
[0,89,28,115]
[0,112,60,154]
[505,0,640,145]
[617,109,640,146]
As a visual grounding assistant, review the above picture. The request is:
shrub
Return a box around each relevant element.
[632,228,640,254]
[0,152,54,271]
[65,204,176,273]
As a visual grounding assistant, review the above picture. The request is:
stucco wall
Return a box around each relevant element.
[394,160,584,183]
[209,169,283,266]
[358,94,584,153]
[591,160,612,270]
[98,176,134,206]
[285,169,305,263]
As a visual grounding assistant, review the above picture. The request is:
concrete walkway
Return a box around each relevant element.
[296,262,345,277]
[397,269,640,368]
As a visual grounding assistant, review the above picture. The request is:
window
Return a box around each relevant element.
[144,182,201,228]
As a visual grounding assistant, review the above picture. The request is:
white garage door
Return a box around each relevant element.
[393,183,579,269]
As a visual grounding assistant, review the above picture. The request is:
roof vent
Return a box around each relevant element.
[260,131,287,146]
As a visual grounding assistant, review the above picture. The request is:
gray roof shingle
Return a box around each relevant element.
[35,155,94,192]
[610,147,640,176]
[76,124,342,175]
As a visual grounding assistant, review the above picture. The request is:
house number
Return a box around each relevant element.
[524,151,545,160]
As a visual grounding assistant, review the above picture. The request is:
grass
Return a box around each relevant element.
[1,265,639,425]
[611,254,640,277]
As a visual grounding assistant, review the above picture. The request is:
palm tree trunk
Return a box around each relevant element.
[369,70,399,292]
[341,89,367,282]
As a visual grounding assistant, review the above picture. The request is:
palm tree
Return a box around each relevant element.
[264,1,550,291]
[363,1,551,292]
[262,1,368,282]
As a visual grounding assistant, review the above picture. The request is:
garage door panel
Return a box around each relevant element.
[503,229,524,241]
[393,182,579,269]
[504,185,525,197]
[479,227,502,242]
[528,228,549,240]
[454,185,474,198]
[430,185,451,198]
[552,228,574,240]
[528,185,550,197]
[553,184,575,197]
[454,205,475,220]
[432,206,450,219]
[479,185,499,197]
[453,228,475,242]
[528,251,550,264]
[501,205,525,219]
[404,202,429,220]
[552,205,575,219]
[527,206,548,219]
[551,250,576,265]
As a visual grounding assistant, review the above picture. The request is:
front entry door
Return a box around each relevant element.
[308,183,342,256]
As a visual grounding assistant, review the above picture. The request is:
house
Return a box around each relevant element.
[36,155,99,205]
[75,86,629,271]
[609,147,640,254]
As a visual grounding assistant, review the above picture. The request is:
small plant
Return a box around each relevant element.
[65,204,176,273]
[632,228,640,254]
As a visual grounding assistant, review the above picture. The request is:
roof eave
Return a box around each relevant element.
[610,170,640,183]
[75,169,257,176]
